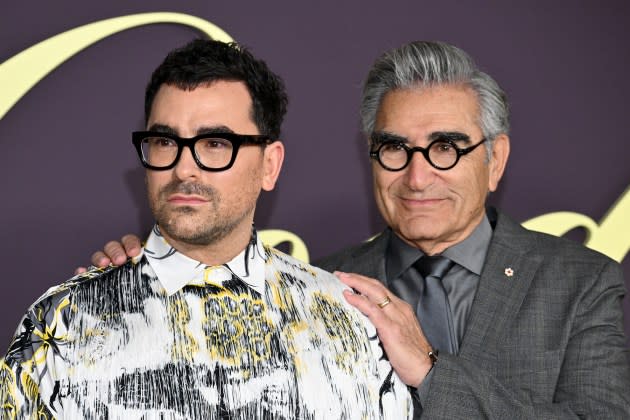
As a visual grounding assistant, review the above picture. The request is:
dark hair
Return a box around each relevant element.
[145,39,288,139]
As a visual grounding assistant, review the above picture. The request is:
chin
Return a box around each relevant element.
[165,226,216,246]
[399,221,444,242]
[161,215,210,240]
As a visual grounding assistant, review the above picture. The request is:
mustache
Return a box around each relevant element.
[158,180,217,199]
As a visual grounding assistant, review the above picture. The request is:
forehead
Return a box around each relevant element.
[148,81,257,134]
[374,85,481,139]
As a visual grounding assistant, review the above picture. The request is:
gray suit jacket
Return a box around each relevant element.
[316,209,630,419]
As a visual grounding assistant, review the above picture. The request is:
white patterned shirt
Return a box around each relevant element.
[1,226,412,419]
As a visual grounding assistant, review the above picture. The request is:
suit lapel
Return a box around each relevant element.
[340,230,389,284]
[459,213,543,363]
[333,215,544,366]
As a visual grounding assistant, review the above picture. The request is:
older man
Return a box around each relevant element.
[86,41,630,418]
[0,40,411,419]
[325,41,630,418]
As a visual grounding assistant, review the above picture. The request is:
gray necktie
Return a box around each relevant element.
[415,256,457,354]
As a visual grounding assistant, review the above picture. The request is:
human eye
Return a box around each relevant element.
[146,136,176,148]
[432,140,455,154]
[381,141,406,152]
[200,138,231,149]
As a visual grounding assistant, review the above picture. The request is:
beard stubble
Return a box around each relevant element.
[149,179,254,246]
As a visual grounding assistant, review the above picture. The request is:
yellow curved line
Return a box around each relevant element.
[595,185,630,262]
[0,12,234,120]
[260,229,310,263]
[522,212,598,238]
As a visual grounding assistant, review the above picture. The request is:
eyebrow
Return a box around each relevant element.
[371,131,407,145]
[146,124,235,137]
[429,131,471,144]
[147,124,177,135]
[371,130,472,146]
[196,125,235,135]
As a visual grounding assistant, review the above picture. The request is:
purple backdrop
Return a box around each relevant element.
[1,1,629,353]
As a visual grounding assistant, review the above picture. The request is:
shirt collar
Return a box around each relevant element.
[142,225,267,296]
[442,215,492,275]
[386,214,493,280]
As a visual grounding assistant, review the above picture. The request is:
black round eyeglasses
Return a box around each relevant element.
[370,137,487,171]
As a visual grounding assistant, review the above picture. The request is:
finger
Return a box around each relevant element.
[90,251,112,268]
[336,271,391,303]
[103,241,127,265]
[339,275,433,388]
[74,267,87,275]
[338,272,422,339]
[342,289,396,328]
[344,289,431,387]
[121,234,142,258]
[342,287,420,354]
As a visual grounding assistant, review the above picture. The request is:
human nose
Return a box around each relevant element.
[173,145,201,180]
[403,149,435,190]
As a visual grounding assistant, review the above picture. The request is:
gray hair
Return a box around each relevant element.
[360,41,509,157]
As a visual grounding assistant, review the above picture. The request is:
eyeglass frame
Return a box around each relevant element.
[369,135,487,171]
[132,131,274,172]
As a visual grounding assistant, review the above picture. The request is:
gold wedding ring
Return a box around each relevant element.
[377,295,391,308]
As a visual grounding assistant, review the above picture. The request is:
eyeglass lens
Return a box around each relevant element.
[141,136,235,169]
[378,140,459,170]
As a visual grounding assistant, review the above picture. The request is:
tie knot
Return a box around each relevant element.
[415,255,453,279]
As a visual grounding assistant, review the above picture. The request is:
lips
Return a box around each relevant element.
[167,194,209,205]
[402,197,443,203]
[398,196,445,208]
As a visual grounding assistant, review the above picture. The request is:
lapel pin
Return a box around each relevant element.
[504,267,514,277]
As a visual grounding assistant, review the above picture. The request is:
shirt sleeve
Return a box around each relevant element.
[1,290,71,419]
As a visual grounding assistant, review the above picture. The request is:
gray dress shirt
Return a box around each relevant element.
[385,215,493,410]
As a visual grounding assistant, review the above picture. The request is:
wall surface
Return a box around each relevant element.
[1,1,629,352]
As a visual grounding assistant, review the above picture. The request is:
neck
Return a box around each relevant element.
[402,214,485,256]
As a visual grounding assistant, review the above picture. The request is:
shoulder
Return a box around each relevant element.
[314,230,389,273]
[494,209,618,266]
[1,262,135,369]
[21,261,145,329]
[265,245,337,282]
[37,263,134,304]
[491,210,623,295]
[22,266,111,316]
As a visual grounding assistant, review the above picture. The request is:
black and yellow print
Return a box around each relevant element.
[308,292,370,373]
[166,298,198,362]
[1,360,17,419]
[0,227,412,419]
[202,288,275,369]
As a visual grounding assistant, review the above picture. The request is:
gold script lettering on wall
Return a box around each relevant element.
[3,13,626,265]
[523,186,629,263]
[0,12,233,120]
[259,230,310,263]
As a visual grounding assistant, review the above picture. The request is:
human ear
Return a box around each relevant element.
[261,141,285,191]
[488,134,510,192]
